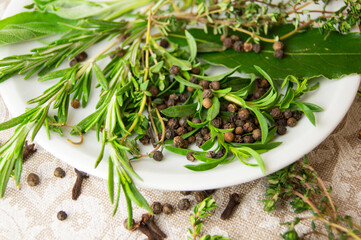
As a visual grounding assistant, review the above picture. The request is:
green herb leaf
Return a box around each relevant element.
[185,30,197,62]
[174,75,202,89]
[206,97,220,121]
[160,102,198,118]
[193,66,240,81]
[291,101,317,126]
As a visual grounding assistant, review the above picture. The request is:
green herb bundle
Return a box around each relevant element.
[0,0,360,226]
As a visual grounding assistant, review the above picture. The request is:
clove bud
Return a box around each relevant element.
[220,193,241,220]
[141,213,167,239]
[72,169,89,200]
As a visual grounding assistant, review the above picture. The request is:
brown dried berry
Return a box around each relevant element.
[165,129,175,140]
[210,81,220,90]
[54,167,65,178]
[277,125,287,135]
[168,118,179,129]
[230,35,240,41]
[191,67,201,75]
[69,59,78,67]
[257,78,270,88]
[188,135,196,144]
[201,127,210,136]
[203,132,211,141]
[169,65,181,75]
[206,151,216,158]
[174,136,185,148]
[253,44,262,53]
[186,152,196,162]
[243,135,254,143]
[116,49,126,58]
[224,131,235,142]
[187,86,195,93]
[292,111,302,121]
[243,121,255,133]
[227,103,238,113]
[140,135,151,145]
[151,202,163,214]
[223,37,233,48]
[235,120,244,127]
[202,89,213,99]
[287,117,297,127]
[162,203,173,214]
[178,199,191,210]
[190,76,198,84]
[153,151,163,161]
[216,148,226,158]
[199,80,209,89]
[276,119,287,127]
[149,86,159,97]
[284,109,293,119]
[195,137,204,147]
[192,118,201,124]
[223,123,235,130]
[233,41,244,52]
[181,191,192,195]
[179,117,188,127]
[252,129,262,141]
[212,117,222,128]
[75,52,88,62]
[243,42,253,52]
[202,98,213,109]
[238,108,250,120]
[253,88,265,99]
[235,126,244,135]
[27,173,40,186]
[195,191,208,203]
[71,99,80,109]
[234,135,243,143]
[274,49,284,59]
[159,38,169,48]
[270,108,283,120]
[273,41,284,51]
[57,211,67,221]
[176,127,188,136]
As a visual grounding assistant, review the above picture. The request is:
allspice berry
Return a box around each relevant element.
[191,67,201,75]
[233,41,244,52]
[274,49,284,59]
[71,99,81,109]
[252,129,262,141]
[54,167,66,178]
[169,65,181,75]
[224,131,235,142]
[57,211,67,221]
[253,43,262,53]
[159,38,169,48]
[186,152,196,162]
[149,86,159,97]
[227,103,238,113]
[273,41,284,51]
[151,202,163,214]
[235,126,244,135]
[287,117,297,127]
[162,203,174,214]
[210,81,220,90]
[27,173,40,186]
[202,89,213,99]
[277,125,287,135]
[270,108,283,120]
[199,80,209,89]
[202,98,213,109]
[238,108,250,120]
[223,37,233,49]
[178,199,191,210]
[153,151,163,161]
[243,42,253,52]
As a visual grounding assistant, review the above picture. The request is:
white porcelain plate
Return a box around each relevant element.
[0,0,360,191]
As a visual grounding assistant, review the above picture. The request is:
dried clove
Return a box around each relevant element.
[141,213,167,239]
[220,193,241,220]
[134,221,158,240]
[72,169,89,200]
[23,141,37,161]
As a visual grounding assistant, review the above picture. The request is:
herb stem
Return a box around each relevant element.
[280,20,314,40]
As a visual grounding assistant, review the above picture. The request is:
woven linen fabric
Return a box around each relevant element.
[0,2,361,239]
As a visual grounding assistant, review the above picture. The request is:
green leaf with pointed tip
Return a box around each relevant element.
[169,26,361,79]
[185,30,197,62]
[160,102,198,118]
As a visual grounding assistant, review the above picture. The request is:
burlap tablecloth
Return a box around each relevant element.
[1,2,361,239]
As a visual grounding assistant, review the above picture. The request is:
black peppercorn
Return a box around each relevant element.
[189,76,198,84]
[252,129,262,141]
[159,38,169,48]
[195,191,208,203]
[174,136,185,148]
[57,211,67,221]
[216,148,226,158]
[229,113,237,123]
[140,135,151,145]
[243,135,254,143]
[277,125,287,135]
[233,41,244,52]
[199,80,209,89]
[151,202,163,214]
[210,81,220,90]
[253,88,265,99]
[27,173,40,186]
[153,151,163,161]
[71,99,80,109]
[186,152,196,162]
[235,120,244,127]
[224,131,235,142]
[292,110,302,121]
[230,35,240,41]
[253,43,262,53]
[270,108,283,120]
[235,126,244,135]
[206,151,216,158]
[149,86,159,97]
[223,37,233,48]
[75,52,88,62]
[181,191,192,195]
[176,127,188,136]
[69,59,78,67]
[192,118,201,124]
[54,167,66,178]
[180,93,188,102]
[274,49,284,59]
[276,119,287,127]
[165,129,175,140]
[284,109,293,119]
[203,132,211,141]
[234,135,243,143]
[162,203,173,214]
[178,199,191,210]
[243,121,255,133]
[201,127,211,137]
[168,118,179,129]
[243,42,253,52]
[227,103,238,113]
[273,41,284,51]
[202,98,213,109]
[195,137,204,147]
[238,108,250,120]
[191,67,201,75]
[188,135,195,144]
[223,123,235,129]
[169,65,181,75]
[287,117,297,127]
[212,117,222,128]
[202,89,213,99]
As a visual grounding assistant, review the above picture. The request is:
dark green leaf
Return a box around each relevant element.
[164,145,206,156]
[291,101,317,126]
[185,30,197,62]
[192,66,240,81]
[160,102,198,118]
[185,161,220,171]
[174,75,202,89]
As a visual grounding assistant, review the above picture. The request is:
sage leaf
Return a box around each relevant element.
[0,12,76,46]
[185,30,197,62]
[160,102,198,118]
